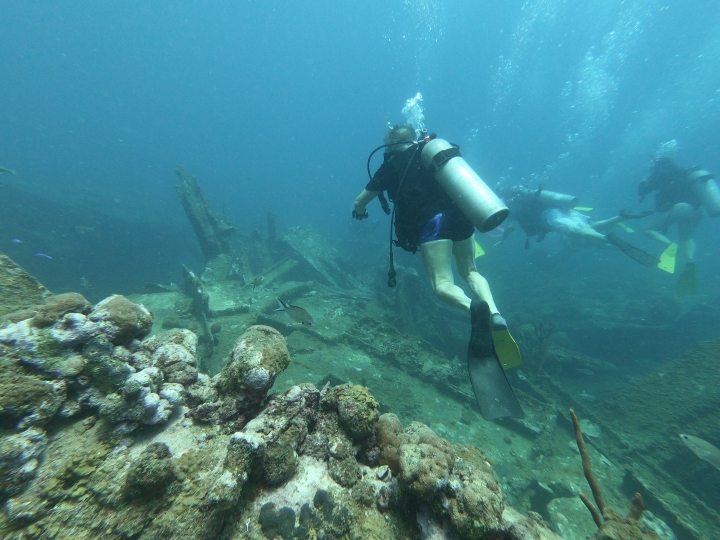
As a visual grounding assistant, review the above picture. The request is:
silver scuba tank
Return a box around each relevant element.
[689,169,720,217]
[534,189,579,209]
[420,139,509,232]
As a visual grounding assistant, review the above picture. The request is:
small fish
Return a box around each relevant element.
[253,275,264,289]
[34,253,53,259]
[0,166,17,175]
[74,225,95,234]
[578,390,596,401]
[576,368,595,376]
[274,298,314,326]
[80,276,91,288]
[10,238,22,244]
[680,434,720,470]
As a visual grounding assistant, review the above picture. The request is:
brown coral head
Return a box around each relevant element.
[627,492,645,521]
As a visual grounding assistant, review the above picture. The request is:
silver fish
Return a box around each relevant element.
[0,166,17,175]
[680,434,720,470]
[274,298,314,326]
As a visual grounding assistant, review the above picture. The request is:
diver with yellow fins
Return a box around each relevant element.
[497,185,658,266]
[636,157,720,294]
[353,124,523,421]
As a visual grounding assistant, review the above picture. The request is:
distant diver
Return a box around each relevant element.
[353,120,523,421]
[637,157,720,294]
[497,184,657,267]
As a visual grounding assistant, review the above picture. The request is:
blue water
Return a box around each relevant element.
[2,0,720,297]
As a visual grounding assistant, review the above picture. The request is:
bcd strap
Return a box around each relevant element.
[428,147,461,173]
[378,192,391,215]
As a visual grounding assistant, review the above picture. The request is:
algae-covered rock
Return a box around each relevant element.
[99,366,175,426]
[124,442,176,498]
[375,413,403,473]
[0,371,66,428]
[31,293,92,328]
[214,325,290,406]
[150,341,198,385]
[328,437,360,487]
[262,438,299,486]
[0,427,47,499]
[397,422,456,502]
[259,502,298,539]
[0,251,51,318]
[444,445,504,539]
[224,431,266,477]
[82,335,134,394]
[322,383,379,440]
[0,319,39,353]
[142,328,197,356]
[88,294,153,344]
[49,312,99,345]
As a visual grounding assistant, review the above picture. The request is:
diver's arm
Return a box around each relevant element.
[501,220,516,241]
[492,220,515,247]
[353,189,380,218]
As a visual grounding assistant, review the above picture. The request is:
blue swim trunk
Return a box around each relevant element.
[418,209,475,244]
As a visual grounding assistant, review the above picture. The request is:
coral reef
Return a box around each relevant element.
[214,324,291,409]
[0,288,562,539]
[0,252,52,318]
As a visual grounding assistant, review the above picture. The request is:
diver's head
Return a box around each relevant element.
[497,185,526,205]
[648,156,685,185]
[384,125,416,154]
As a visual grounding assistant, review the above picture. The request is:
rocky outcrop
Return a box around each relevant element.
[0,287,563,540]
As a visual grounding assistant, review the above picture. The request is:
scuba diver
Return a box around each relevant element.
[637,157,720,294]
[497,185,657,266]
[353,124,523,420]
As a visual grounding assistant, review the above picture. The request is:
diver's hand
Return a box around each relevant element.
[352,209,369,220]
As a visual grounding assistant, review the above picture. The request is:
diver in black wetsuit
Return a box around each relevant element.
[352,125,523,420]
[636,157,720,293]
[491,184,660,270]
[639,158,705,264]
[352,126,502,320]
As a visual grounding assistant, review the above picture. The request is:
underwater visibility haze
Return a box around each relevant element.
[1,1,720,539]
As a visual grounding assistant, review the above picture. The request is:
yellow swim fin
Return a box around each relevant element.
[617,222,634,233]
[492,329,523,369]
[676,263,697,295]
[474,240,485,258]
[574,206,593,212]
[658,243,678,274]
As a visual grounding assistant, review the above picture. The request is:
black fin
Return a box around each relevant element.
[676,263,697,295]
[468,300,524,420]
[605,233,659,267]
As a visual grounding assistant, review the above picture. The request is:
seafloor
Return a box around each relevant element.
[0,220,718,540]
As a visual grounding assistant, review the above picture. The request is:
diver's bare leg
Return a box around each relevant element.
[677,205,702,261]
[644,211,673,247]
[574,226,609,242]
[590,215,624,232]
[420,239,472,313]
[645,229,673,246]
[452,236,500,315]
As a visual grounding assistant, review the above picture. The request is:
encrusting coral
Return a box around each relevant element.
[0,287,564,539]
